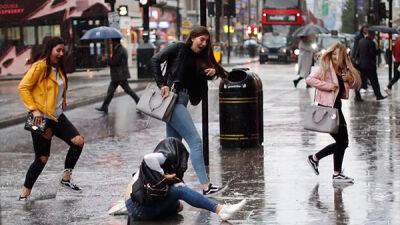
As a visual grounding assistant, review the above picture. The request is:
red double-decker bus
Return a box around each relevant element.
[261,0,309,36]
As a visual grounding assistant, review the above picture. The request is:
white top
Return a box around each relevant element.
[132,153,166,183]
[53,66,64,118]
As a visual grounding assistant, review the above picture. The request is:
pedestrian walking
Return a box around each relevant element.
[306,43,361,183]
[17,37,85,200]
[95,38,140,114]
[351,25,369,101]
[150,26,227,195]
[385,37,400,95]
[293,34,317,88]
[116,137,246,221]
[357,31,386,100]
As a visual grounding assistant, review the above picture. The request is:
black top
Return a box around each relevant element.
[357,37,380,70]
[179,47,198,90]
[334,75,345,109]
[150,42,215,105]
[108,43,130,81]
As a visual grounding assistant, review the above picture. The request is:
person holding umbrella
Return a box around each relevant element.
[95,38,140,114]
[293,34,318,88]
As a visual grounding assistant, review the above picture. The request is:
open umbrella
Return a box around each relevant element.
[80,26,123,40]
[292,24,329,37]
[369,25,398,34]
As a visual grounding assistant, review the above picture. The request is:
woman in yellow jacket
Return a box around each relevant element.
[18,37,84,200]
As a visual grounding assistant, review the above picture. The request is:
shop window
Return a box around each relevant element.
[6,27,20,40]
[23,26,36,45]
[38,25,61,44]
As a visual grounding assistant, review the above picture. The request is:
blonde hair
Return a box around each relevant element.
[319,43,361,90]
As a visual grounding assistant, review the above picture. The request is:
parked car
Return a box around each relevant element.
[259,32,292,64]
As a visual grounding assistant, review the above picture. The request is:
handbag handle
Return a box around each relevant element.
[148,88,167,112]
[312,109,328,123]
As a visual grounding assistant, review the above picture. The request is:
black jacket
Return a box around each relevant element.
[351,33,365,65]
[150,42,213,105]
[357,37,380,70]
[131,138,189,206]
[109,43,130,81]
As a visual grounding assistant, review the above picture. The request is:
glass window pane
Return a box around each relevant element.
[38,25,51,44]
[6,27,20,40]
[23,26,36,45]
[52,25,61,36]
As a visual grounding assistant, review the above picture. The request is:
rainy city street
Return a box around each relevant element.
[1,62,399,225]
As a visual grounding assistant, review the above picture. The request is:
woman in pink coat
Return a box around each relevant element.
[306,43,361,184]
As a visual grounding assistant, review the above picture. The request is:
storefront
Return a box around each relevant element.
[0,0,110,76]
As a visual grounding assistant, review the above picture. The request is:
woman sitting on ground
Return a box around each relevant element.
[117,137,246,221]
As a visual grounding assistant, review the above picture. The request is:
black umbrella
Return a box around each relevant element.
[369,25,398,34]
[292,24,329,37]
[80,26,123,40]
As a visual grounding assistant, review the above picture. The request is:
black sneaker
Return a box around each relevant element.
[203,183,226,196]
[60,179,82,192]
[307,155,319,175]
[332,173,354,184]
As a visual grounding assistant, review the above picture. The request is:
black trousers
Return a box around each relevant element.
[102,80,140,108]
[315,109,349,172]
[388,62,400,89]
[24,114,82,189]
[360,68,384,98]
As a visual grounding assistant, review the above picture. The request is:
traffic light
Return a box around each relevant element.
[208,2,215,17]
[138,0,156,6]
[223,0,235,17]
[378,2,387,20]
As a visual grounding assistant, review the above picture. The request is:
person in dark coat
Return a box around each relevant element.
[95,38,140,114]
[351,25,369,101]
[357,31,386,100]
[149,26,228,196]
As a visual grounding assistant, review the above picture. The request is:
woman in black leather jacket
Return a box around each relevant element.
[150,26,227,196]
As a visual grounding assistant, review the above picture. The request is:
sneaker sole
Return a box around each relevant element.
[59,183,83,193]
[307,158,319,175]
[332,179,354,184]
[204,185,228,197]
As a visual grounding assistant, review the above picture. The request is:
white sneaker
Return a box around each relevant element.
[218,199,247,221]
[360,88,367,94]
[108,199,128,215]
[384,87,392,96]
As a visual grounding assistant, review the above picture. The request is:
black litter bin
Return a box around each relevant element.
[137,42,155,79]
[219,68,263,148]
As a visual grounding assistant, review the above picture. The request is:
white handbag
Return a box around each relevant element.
[303,104,339,134]
[137,83,177,122]
[303,77,339,134]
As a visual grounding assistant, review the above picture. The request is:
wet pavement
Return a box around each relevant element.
[1,62,400,225]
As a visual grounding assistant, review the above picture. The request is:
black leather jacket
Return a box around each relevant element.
[150,42,211,105]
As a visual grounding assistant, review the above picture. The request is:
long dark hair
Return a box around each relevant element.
[185,26,227,78]
[38,37,67,82]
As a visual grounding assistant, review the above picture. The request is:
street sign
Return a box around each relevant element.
[182,20,193,28]
[117,5,128,16]
[213,45,221,63]
[108,12,120,29]
[223,25,234,33]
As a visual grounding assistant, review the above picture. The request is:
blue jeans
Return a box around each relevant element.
[126,184,218,220]
[166,92,209,184]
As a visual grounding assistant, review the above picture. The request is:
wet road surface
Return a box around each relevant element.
[1,63,400,225]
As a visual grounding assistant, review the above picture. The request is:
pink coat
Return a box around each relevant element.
[306,62,356,107]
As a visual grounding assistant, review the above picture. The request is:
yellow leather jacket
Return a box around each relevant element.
[18,59,67,121]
